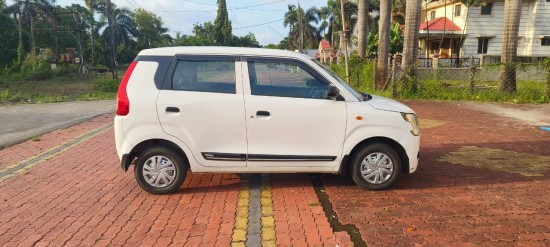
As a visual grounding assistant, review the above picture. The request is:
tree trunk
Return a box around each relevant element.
[17,11,23,65]
[31,15,35,56]
[106,0,117,79]
[90,23,95,66]
[357,0,368,58]
[402,0,422,92]
[499,0,522,93]
[402,0,421,70]
[53,17,58,63]
[375,0,392,89]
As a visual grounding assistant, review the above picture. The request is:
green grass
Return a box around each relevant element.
[329,61,550,104]
[0,71,118,105]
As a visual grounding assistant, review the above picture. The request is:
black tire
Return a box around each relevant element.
[351,143,401,190]
[134,146,187,195]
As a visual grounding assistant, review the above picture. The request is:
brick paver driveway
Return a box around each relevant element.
[0,101,549,246]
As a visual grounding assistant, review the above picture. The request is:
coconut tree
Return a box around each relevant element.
[401,0,422,91]
[5,0,57,56]
[84,0,97,66]
[375,0,392,89]
[283,4,320,50]
[317,6,331,39]
[499,0,522,93]
[97,4,136,53]
[357,0,368,58]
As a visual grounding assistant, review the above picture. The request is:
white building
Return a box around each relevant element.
[419,0,550,58]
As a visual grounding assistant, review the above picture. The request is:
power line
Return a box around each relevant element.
[234,18,284,30]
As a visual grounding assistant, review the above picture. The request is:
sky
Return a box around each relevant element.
[9,0,325,45]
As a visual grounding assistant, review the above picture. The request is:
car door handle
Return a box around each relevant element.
[166,107,180,113]
[256,111,270,116]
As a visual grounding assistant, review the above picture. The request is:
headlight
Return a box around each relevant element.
[401,113,420,136]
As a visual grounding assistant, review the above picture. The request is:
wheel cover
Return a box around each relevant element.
[142,155,177,188]
[360,152,394,184]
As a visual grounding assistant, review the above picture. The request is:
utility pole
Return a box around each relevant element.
[340,0,350,82]
[106,0,117,79]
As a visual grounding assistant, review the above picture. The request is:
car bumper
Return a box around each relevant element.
[398,131,420,174]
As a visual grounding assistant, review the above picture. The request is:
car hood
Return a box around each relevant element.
[367,95,414,113]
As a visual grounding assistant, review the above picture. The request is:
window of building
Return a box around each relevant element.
[430,11,436,19]
[481,3,493,15]
[454,4,461,17]
[478,38,489,54]
[247,60,330,100]
[542,36,550,46]
[172,60,236,94]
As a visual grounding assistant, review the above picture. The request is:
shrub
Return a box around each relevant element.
[93,78,119,92]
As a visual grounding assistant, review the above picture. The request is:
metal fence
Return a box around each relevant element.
[334,56,550,103]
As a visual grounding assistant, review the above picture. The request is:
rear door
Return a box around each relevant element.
[156,55,247,167]
[242,57,347,167]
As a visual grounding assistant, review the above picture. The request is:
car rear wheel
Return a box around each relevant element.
[351,143,401,190]
[135,147,187,194]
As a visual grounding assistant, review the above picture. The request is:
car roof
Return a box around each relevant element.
[138,46,312,60]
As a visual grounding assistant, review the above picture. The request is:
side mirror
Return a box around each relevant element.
[327,85,340,99]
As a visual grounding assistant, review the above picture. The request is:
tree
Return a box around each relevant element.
[231,32,260,47]
[366,23,404,56]
[5,0,57,57]
[357,0,368,58]
[283,4,320,50]
[193,21,216,45]
[133,8,168,49]
[318,6,331,39]
[214,0,232,46]
[0,11,19,68]
[96,0,136,78]
[84,0,97,66]
[499,0,522,93]
[401,0,422,87]
[375,0,392,89]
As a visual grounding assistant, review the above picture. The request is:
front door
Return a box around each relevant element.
[242,58,347,167]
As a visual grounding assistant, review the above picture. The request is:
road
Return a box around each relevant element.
[0,100,114,149]
[0,100,549,246]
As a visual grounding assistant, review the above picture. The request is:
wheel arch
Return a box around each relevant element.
[123,139,189,172]
[339,136,410,176]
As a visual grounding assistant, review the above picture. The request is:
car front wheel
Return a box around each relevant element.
[134,147,187,195]
[351,143,401,190]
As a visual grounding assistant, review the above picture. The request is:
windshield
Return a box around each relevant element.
[312,59,364,101]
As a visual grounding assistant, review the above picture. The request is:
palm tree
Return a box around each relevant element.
[317,6,331,39]
[84,0,97,66]
[401,0,422,91]
[5,0,56,56]
[325,0,357,51]
[283,5,320,50]
[357,0,368,58]
[375,0,392,89]
[97,4,136,52]
[499,0,522,93]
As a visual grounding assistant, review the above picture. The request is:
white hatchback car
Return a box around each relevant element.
[115,47,419,194]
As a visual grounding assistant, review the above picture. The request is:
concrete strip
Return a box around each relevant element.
[0,100,115,149]
[247,175,262,247]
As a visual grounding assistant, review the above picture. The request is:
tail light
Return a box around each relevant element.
[116,61,138,116]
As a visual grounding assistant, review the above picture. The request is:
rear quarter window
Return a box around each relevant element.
[171,60,236,94]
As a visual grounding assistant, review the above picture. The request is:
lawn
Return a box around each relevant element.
[0,72,118,105]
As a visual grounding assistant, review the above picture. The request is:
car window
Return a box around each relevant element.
[172,60,236,94]
[247,60,329,99]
